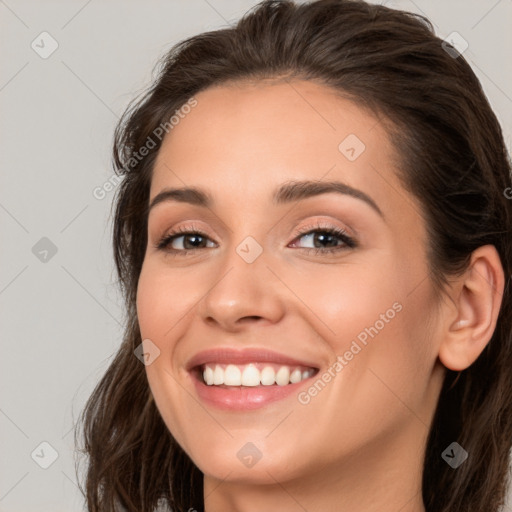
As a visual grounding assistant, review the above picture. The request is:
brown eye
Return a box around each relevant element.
[289,223,357,254]
[157,230,216,253]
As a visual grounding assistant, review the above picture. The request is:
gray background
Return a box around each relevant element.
[1,1,511,510]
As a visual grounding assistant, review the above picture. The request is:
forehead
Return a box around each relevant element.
[150,79,404,214]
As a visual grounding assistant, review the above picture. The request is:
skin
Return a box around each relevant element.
[136,79,504,512]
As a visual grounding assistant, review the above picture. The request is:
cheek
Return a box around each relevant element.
[136,261,194,340]
[136,262,197,446]
[284,257,405,347]
[290,256,436,403]
[337,274,439,425]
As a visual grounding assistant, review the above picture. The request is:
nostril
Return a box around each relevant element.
[239,316,263,323]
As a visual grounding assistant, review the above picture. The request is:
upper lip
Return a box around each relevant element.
[186,348,320,371]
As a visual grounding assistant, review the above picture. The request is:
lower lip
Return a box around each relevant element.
[191,370,317,410]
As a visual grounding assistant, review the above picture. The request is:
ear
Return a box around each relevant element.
[438,245,505,371]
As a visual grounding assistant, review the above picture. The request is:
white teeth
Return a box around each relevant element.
[241,364,260,386]
[201,363,315,387]
[275,366,290,386]
[213,365,223,385]
[260,366,275,386]
[204,365,214,385]
[290,368,302,383]
[224,364,241,386]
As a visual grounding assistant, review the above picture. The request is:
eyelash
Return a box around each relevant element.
[155,221,357,257]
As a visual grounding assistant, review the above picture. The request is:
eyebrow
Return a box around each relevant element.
[148,180,383,217]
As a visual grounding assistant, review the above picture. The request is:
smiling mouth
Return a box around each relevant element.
[192,362,319,387]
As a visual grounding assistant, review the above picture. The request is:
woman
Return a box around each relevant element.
[75,1,512,511]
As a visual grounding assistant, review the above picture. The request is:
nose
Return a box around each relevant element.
[198,246,286,333]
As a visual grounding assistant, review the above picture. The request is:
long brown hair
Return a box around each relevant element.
[75,1,512,510]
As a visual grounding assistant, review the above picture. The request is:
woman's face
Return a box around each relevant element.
[137,79,446,488]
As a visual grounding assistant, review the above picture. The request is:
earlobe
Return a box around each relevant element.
[438,245,505,372]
